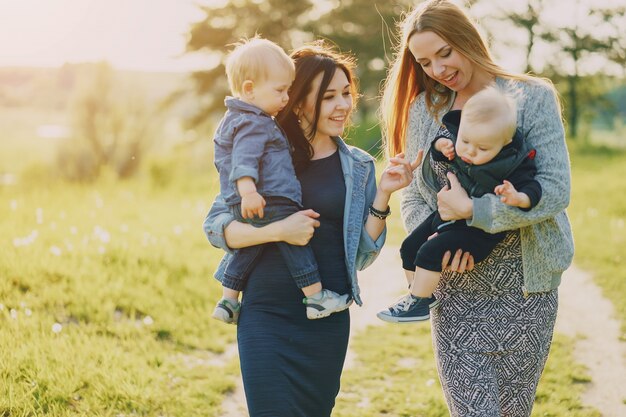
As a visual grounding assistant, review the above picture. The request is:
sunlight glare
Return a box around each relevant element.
[0,0,219,71]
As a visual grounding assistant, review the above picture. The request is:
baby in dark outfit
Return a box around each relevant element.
[378,85,542,323]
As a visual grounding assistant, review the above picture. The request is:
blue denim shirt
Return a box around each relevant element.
[214,97,302,206]
[203,137,386,306]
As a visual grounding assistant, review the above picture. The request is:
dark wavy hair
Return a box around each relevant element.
[277,41,358,172]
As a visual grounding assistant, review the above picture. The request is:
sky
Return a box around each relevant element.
[0,0,622,74]
[0,0,225,72]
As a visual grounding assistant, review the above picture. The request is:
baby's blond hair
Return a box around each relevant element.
[225,37,295,97]
[461,85,518,144]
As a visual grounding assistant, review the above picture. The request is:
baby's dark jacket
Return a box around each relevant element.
[432,110,542,210]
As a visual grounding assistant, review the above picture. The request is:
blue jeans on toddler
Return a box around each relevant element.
[222,197,321,291]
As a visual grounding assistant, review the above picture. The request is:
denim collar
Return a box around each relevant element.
[224,96,270,117]
[332,136,374,163]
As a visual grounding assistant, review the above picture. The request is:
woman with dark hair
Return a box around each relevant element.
[204,41,418,416]
[380,1,574,415]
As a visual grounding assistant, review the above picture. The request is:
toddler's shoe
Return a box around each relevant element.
[376,294,438,323]
[212,298,241,325]
[303,289,353,319]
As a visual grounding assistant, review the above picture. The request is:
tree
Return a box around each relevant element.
[313,0,413,117]
[500,0,545,73]
[540,2,617,139]
[596,5,626,76]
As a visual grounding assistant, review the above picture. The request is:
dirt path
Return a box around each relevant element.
[554,265,626,417]
[219,246,626,417]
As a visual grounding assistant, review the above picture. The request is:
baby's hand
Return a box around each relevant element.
[435,138,455,160]
[240,192,266,219]
[494,180,530,208]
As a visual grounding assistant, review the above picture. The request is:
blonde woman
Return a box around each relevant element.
[380,1,574,415]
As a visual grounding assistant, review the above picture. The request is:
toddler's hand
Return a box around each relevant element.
[435,138,455,160]
[240,192,266,219]
[494,180,530,208]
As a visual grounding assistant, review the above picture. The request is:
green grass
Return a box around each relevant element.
[0,170,239,416]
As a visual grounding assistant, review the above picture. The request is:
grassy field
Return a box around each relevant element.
[1,138,623,415]
[0,165,240,416]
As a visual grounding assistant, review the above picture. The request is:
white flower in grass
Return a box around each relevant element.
[173,225,183,235]
[10,200,18,211]
[98,245,106,254]
[10,309,18,319]
[587,207,598,218]
[25,309,32,317]
[50,222,57,231]
[120,224,129,233]
[13,230,39,247]
[0,304,4,310]
[36,208,43,224]
[95,194,104,209]
[59,211,66,219]
[143,315,154,326]
[426,378,436,387]
[70,226,78,235]
[50,246,62,256]
[93,226,110,243]
[52,323,62,333]
[65,242,74,252]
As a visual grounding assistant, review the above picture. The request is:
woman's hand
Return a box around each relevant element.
[224,209,320,249]
[442,249,475,273]
[437,172,475,272]
[437,172,473,221]
[378,150,423,196]
[274,209,320,246]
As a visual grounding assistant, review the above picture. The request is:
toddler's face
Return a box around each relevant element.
[455,122,506,166]
[248,66,293,117]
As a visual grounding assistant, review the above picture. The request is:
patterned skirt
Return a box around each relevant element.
[432,230,558,417]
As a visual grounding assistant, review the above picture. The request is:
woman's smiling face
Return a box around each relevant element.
[299,67,353,142]
[408,30,475,93]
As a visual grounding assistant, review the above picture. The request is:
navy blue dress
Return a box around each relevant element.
[237,150,351,417]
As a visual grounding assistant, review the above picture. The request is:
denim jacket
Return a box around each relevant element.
[203,136,386,306]
[214,97,301,206]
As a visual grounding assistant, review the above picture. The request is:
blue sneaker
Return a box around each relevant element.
[376,294,438,323]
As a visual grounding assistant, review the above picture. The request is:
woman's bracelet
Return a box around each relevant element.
[369,205,391,220]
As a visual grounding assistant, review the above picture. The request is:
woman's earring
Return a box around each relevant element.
[294,108,301,124]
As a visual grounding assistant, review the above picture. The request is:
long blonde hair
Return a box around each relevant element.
[380,0,559,156]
